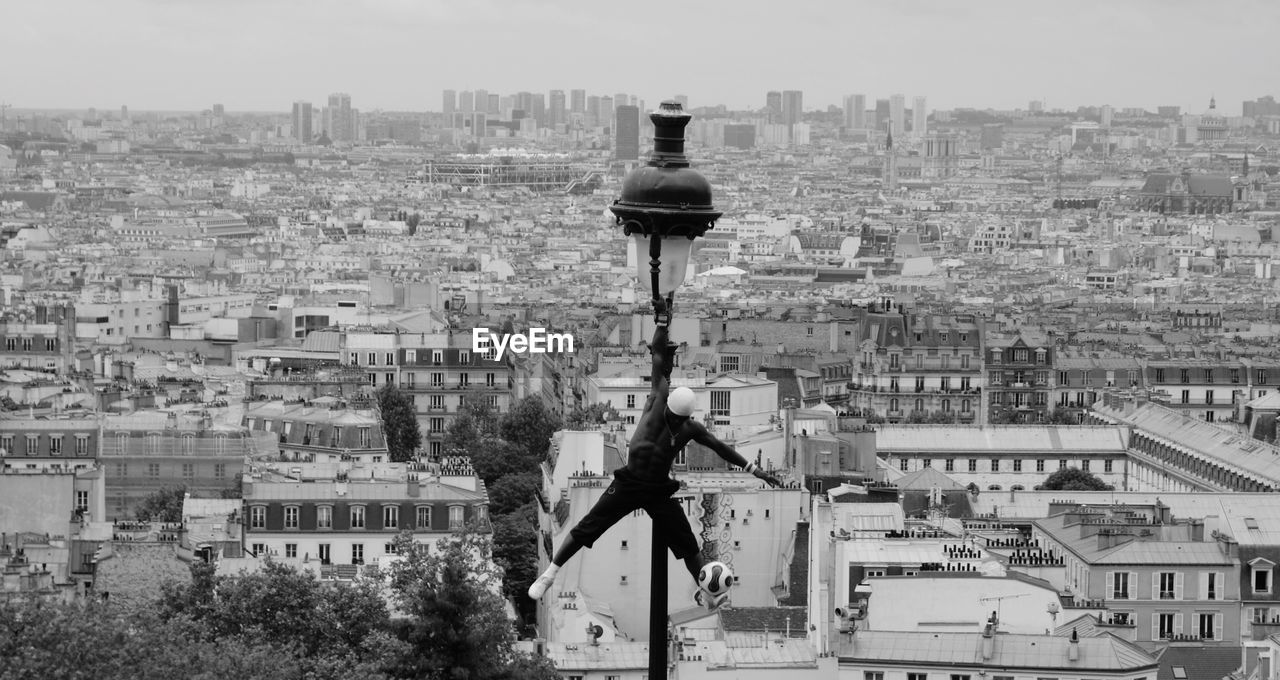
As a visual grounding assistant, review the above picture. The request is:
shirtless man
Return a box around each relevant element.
[528,302,783,608]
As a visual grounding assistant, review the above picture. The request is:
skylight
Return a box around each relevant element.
[1245,518,1260,530]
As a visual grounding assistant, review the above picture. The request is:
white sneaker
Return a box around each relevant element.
[528,571,556,600]
[695,589,728,612]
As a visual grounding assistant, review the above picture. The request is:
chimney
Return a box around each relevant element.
[1067,629,1079,661]
[980,611,996,660]
[1189,518,1205,542]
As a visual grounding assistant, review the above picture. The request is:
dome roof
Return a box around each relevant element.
[1201,96,1224,120]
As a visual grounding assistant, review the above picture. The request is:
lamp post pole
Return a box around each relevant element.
[609,101,720,680]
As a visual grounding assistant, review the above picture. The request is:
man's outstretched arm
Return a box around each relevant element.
[689,422,783,487]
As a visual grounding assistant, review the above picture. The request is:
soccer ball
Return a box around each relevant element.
[698,561,735,595]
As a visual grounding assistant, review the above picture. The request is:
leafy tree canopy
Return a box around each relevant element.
[1041,466,1113,491]
[377,383,422,462]
[135,485,187,523]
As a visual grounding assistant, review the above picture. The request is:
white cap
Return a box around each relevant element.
[668,387,696,417]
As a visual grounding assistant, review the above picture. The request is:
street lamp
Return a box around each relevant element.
[609,101,719,679]
[611,101,722,308]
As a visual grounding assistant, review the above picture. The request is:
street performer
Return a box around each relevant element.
[528,299,782,609]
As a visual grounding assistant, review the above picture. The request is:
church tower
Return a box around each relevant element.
[884,128,899,192]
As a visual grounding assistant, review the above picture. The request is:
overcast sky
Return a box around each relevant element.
[5,0,1276,115]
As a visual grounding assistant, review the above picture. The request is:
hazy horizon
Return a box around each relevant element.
[4,0,1277,116]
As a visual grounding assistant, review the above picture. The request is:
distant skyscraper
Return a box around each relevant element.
[889,94,905,136]
[474,89,489,114]
[326,93,353,142]
[875,99,890,131]
[212,103,224,118]
[912,96,927,136]
[549,90,566,128]
[843,94,866,129]
[570,89,586,114]
[487,94,500,115]
[460,91,475,114]
[531,93,546,127]
[1100,104,1114,128]
[781,90,803,126]
[443,90,457,117]
[615,105,640,160]
[601,96,615,133]
[291,101,313,142]
[471,113,486,138]
[586,96,601,127]
[766,91,782,120]
[1029,100,1045,113]
[515,92,533,115]
[723,124,756,150]
[121,105,129,122]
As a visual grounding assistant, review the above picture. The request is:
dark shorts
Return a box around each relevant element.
[569,467,699,560]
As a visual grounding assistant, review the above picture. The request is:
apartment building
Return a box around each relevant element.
[241,456,488,568]
[848,303,985,423]
[1032,503,1239,648]
[0,303,76,371]
[879,425,1129,490]
[986,330,1057,423]
[101,411,257,520]
[243,401,387,463]
[1052,353,1143,421]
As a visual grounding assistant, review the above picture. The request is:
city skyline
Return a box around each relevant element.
[4,0,1277,115]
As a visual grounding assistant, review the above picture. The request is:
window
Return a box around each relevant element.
[1036,460,1046,472]
[429,394,444,409]
[1254,607,1272,625]
[351,543,364,565]
[945,459,955,472]
[358,427,371,448]
[75,490,89,512]
[318,544,331,565]
[1199,612,1219,640]
[1081,459,1090,472]
[1158,572,1177,599]
[1111,571,1131,599]
[385,542,398,554]
[991,458,999,472]
[627,394,636,409]
[386,352,395,366]
[429,417,444,433]
[25,436,38,455]
[459,351,470,365]
[1204,572,1222,601]
[915,376,925,392]
[1014,349,1028,363]
[284,506,299,529]
[285,543,297,558]
[900,458,908,471]
[950,675,971,680]
[721,356,740,372]
[147,463,160,478]
[1157,613,1176,639]
[1205,390,1214,405]
[181,463,194,479]
[1104,459,1113,473]
[431,372,443,386]
[317,505,333,529]
[1013,459,1022,472]
[1232,368,1241,384]
[458,373,470,387]
[431,350,443,365]
[968,459,977,472]
[350,506,366,529]
[1254,563,1272,593]
[0,435,11,453]
[252,543,266,556]
[250,506,266,529]
[710,390,730,417]
[1059,459,1068,470]
[1204,368,1214,383]
[405,350,417,364]
[1155,368,1166,383]
[368,352,377,366]
[1259,369,1268,385]
[865,673,885,680]
[908,674,928,680]
[1180,368,1190,384]
[383,505,399,529]
[416,506,432,529]
[449,505,464,530]
[49,436,62,454]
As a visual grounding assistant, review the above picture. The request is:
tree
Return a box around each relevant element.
[1041,466,1113,491]
[377,384,422,462]
[135,485,187,522]
[486,472,542,517]
[1047,409,1081,425]
[491,502,540,595]
[442,392,499,453]
[564,402,620,430]
[499,397,561,463]
[381,531,517,680]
